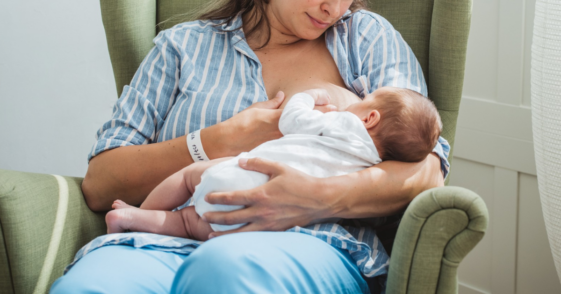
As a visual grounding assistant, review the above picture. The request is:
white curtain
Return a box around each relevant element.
[532,0,561,283]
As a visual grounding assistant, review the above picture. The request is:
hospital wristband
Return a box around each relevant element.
[186,129,210,162]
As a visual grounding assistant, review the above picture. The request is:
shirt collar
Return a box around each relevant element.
[217,12,244,32]
[334,10,352,25]
[216,9,352,31]
[215,12,260,63]
[214,9,352,64]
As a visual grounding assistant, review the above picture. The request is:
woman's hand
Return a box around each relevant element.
[202,92,285,158]
[202,91,337,158]
[202,157,330,239]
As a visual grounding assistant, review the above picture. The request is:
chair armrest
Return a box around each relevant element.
[0,169,106,294]
[386,186,488,294]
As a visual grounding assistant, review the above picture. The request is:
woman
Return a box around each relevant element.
[52,0,448,293]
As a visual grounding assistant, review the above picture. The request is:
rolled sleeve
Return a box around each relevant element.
[358,14,428,96]
[88,30,181,161]
[432,136,451,179]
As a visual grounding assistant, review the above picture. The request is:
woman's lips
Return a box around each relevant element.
[306,13,330,29]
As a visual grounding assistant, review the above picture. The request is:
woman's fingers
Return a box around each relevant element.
[238,157,283,177]
[246,91,285,110]
[202,205,259,227]
[203,158,327,236]
[218,107,282,156]
[205,189,254,206]
[274,90,285,101]
[266,91,285,108]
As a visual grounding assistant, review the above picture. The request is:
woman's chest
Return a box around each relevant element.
[255,40,348,102]
[160,36,358,141]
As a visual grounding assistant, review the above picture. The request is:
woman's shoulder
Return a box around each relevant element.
[157,19,224,38]
[337,9,395,33]
[153,18,232,52]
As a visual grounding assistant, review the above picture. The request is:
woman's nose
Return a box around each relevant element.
[320,0,341,18]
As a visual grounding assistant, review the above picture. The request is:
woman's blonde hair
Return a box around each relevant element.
[163,0,368,49]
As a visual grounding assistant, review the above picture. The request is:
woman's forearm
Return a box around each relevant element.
[322,153,444,219]
[82,135,193,211]
[82,122,235,211]
[82,101,288,212]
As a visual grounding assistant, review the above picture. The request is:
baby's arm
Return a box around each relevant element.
[140,157,233,211]
[279,90,336,136]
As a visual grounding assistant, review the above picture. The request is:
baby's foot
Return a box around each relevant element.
[112,199,135,210]
[106,208,135,234]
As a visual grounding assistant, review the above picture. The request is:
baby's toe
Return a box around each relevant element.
[112,199,131,210]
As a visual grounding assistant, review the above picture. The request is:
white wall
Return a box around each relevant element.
[450,0,561,293]
[0,0,117,177]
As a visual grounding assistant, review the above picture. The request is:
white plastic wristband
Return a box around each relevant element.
[186,129,210,162]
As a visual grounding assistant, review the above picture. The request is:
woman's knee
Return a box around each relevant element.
[171,232,369,294]
[51,245,187,294]
[172,233,270,292]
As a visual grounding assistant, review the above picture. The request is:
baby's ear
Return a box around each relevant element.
[363,110,381,129]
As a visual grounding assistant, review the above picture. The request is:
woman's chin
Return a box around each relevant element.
[296,30,326,41]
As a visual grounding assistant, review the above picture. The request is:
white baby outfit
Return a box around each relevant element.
[190,93,382,231]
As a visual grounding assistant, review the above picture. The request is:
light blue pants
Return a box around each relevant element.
[51,232,371,293]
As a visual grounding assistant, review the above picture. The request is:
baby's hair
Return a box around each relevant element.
[372,88,442,162]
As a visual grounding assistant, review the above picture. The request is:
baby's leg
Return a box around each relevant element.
[180,205,215,241]
[106,201,213,240]
[192,157,270,232]
[141,157,234,211]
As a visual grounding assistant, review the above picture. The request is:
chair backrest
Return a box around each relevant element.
[99,2,472,293]
[371,0,472,165]
[370,0,472,167]
[100,0,471,164]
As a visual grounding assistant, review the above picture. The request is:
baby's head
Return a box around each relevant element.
[346,87,441,162]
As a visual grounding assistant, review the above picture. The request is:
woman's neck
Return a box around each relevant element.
[242,6,302,50]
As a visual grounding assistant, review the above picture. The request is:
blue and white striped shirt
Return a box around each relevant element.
[76,10,450,280]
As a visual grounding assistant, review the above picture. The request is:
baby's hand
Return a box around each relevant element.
[303,88,331,106]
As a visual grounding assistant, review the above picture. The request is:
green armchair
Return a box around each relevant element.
[0,0,488,293]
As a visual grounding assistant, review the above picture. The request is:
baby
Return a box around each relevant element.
[105,86,442,241]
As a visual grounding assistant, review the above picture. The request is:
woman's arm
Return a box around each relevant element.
[83,96,286,212]
[83,29,187,211]
[322,153,444,219]
[84,88,336,212]
[83,135,192,211]
[202,153,443,238]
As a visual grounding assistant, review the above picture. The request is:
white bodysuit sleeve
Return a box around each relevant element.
[278,93,334,136]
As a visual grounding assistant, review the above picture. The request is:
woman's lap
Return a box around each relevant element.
[51,232,370,294]
[50,245,189,293]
